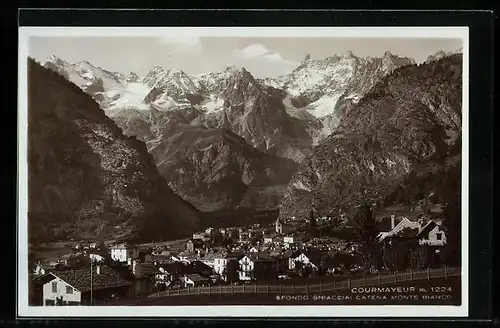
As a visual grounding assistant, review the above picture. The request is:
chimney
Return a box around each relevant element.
[390,215,395,230]
[96,265,101,275]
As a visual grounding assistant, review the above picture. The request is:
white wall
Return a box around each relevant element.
[43,276,81,305]
[111,248,129,262]
[291,253,317,270]
[214,258,227,275]
[420,225,447,246]
[90,254,104,263]
[238,256,254,281]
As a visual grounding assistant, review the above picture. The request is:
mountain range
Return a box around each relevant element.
[28,58,199,244]
[40,50,428,212]
[279,53,463,219]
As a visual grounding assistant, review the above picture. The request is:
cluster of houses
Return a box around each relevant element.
[31,210,447,306]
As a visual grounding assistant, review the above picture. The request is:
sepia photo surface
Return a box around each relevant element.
[18,26,469,317]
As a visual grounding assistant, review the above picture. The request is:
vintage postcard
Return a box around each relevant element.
[17,26,469,317]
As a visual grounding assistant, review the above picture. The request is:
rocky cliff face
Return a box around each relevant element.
[194,67,313,161]
[27,59,199,243]
[148,127,297,211]
[279,54,462,219]
[39,51,420,215]
[262,51,416,144]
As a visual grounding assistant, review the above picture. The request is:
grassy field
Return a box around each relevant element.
[136,238,188,251]
[29,241,82,262]
[108,276,461,306]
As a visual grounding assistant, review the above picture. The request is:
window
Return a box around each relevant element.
[436,233,442,240]
[51,281,57,293]
[66,286,73,294]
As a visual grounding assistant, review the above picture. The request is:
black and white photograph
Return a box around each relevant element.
[17,26,469,317]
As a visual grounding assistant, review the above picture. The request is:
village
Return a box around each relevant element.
[30,204,449,306]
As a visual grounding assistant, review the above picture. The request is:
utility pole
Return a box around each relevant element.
[90,258,93,305]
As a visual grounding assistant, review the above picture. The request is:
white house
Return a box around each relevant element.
[110,244,133,263]
[378,215,447,247]
[238,255,254,281]
[40,273,82,306]
[213,254,228,276]
[248,246,259,253]
[275,217,283,234]
[238,252,275,281]
[213,252,243,281]
[377,215,421,242]
[192,233,204,240]
[155,270,170,285]
[38,265,133,306]
[184,274,210,287]
[289,251,319,271]
[33,263,54,276]
[89,253,105,263]
[263,236,273,244]
[417,220,447,246]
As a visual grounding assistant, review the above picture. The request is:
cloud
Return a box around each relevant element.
[234,43,298,66]
[231,43,299,77]
[156,36,203,56]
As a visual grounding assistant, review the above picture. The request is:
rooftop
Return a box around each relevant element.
[185,273,210,282]
[45,265,132,293]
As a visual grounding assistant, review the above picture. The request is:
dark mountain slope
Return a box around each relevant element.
[27,58,199,244]
[280,54,462,219]
[149,127,298,212]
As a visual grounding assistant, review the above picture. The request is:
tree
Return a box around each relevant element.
[293,260,304,276]
[224,259,239,283]
[353,202,378,270]
[308,208,318,236]
[441,194,461,266]
[211,230,223,245]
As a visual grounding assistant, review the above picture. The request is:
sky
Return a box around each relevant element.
[29,36,462,79]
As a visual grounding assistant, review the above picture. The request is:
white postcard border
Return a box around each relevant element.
[17,26,469,318]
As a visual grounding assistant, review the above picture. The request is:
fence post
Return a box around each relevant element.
[444,266,447,279]
[348,278,351,289]
[427,268,430,280]
[378,274,381,286]
[410,268,413,281]
[231,284,234,294]
[157,289,160,298]
[363,275,366,287]
[187,286,190,295]
[266,282,269,294]
[333,279,336,290]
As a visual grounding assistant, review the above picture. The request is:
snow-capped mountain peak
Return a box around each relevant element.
[425,47,463,64]
[142,66,199,99]
[344,50,355,58]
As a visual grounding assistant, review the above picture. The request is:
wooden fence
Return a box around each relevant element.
[148,266,460,298]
